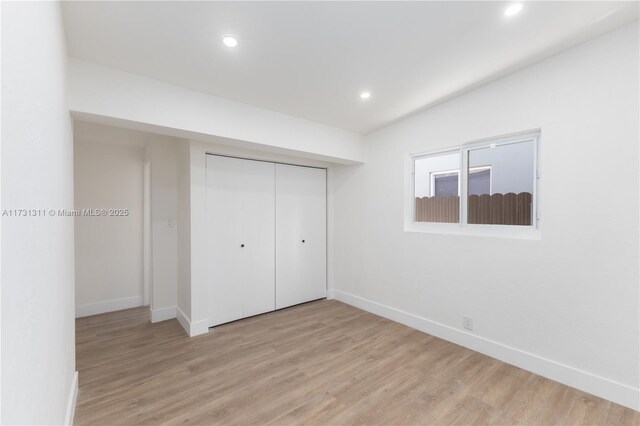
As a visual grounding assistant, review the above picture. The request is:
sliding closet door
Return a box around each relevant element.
[275,164,326,309]
[206,155,275,327]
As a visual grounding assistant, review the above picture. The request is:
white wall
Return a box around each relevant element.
[148,139,179,322]
[67,59,365,164]
[74,130,145,317]
[333,22,639,409]
[73,121,182,321]
[1,2,77,424]
[177,142,191,321]
[73,121,183,324]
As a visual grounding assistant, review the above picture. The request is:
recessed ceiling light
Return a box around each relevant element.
[504,3,523,17]
[222,35,238,48]
[360,92,371,100]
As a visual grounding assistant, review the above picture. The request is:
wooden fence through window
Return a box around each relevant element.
[415,192,532,226]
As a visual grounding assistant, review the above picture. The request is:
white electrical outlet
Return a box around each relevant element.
[463,315,473,331]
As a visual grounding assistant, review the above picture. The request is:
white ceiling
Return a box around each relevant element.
[62,1,639,134]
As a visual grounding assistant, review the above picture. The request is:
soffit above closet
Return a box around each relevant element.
[62,1,638,135]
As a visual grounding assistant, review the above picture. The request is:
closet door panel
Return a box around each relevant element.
[275,164,326,309]
[206,156,275,327]
[239,159,276,318]
[206,155,245,326]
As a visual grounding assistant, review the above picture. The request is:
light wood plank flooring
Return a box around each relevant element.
[75,300,639,425]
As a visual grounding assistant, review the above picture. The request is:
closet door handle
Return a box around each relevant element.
[302,240,305,243]
[241,244,245,248]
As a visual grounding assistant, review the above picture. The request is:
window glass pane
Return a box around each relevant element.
[467,141,534,225]
[414,152,460,223]
[469,168,490,195]
[433,172,458,197]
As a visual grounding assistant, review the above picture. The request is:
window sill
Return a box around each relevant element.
[404,222,541,240]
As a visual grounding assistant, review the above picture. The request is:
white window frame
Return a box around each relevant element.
[429,166,492,197]
[405,130,541,240]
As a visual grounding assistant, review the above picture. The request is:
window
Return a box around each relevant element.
[410,132,539,236]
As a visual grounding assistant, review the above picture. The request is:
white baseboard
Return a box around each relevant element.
[331,289,640,411]
[190,318,209,337]
[326,288,336,300]
[176,306,190,334]
[64,371,78,426]
[76,296,142,318]
[151,306,176,323]
[176,306,209,337]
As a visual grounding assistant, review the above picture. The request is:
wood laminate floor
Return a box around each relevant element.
[75,300,639,425]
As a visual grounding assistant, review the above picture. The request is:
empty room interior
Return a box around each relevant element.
[2,1,640,425]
